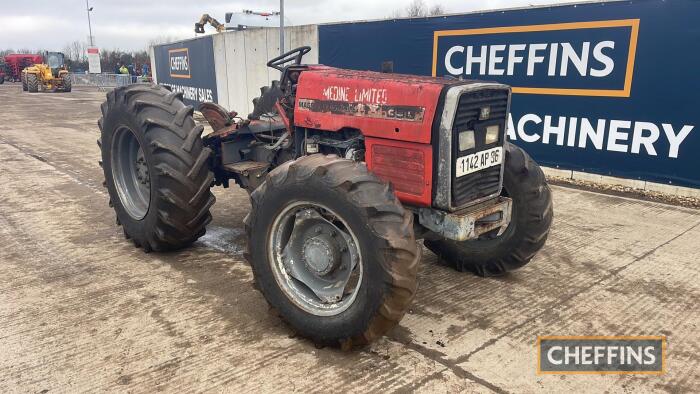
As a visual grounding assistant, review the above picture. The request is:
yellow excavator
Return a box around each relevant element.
[21,52,71,93]
[194,14,226,33]
[195,11,280,33]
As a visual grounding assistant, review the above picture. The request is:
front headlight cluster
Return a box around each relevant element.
[485,125,500,145]
[458,130,475,151]
[458,125,500,151]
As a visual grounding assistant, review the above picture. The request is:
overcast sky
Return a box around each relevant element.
[0,0,589,52]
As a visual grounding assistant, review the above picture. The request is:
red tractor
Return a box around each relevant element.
[98,47,552,347]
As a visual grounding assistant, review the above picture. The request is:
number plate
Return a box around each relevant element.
[456,147,503,177]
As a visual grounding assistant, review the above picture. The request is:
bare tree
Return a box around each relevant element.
[429,5,446,15]
[72,41,87,63]
[406,0,428,17]
[392,1,446,18]
[62,44,73,61]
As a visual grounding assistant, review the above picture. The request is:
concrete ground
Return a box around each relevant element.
[0,83,698,393]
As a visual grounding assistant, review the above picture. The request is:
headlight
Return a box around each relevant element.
[485,125,500,145]
[459,130,475,151]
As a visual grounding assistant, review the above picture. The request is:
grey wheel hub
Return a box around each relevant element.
[111,127,151,220]
[134,150,150,186]
[269,203,363,316]
[303,232,340,275]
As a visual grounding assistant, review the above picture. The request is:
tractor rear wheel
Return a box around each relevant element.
[424,143,553,276]
[245,155,420,347]
[27,73,38,93]
[21,73,27,91]
[98,84,215,252]
[62,74,72,92]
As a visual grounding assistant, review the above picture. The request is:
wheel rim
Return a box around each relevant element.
[111,126,151,220]
[268,201,363,316]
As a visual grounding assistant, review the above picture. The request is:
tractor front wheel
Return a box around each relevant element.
[98,84,215,252]
[27,73,38,93]
[62,74,72,92]
[424,143,553,276]
[245,155,420,347]
[21,73,27,91]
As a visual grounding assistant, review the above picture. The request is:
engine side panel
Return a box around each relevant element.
[293,67,446,144]
[365,137,433,206]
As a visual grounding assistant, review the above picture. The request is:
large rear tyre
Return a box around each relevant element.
[98,84,215,252]
[21,72,27,91]
[424,143,553,276]
[27,73,38,93]
[245,155,420,347]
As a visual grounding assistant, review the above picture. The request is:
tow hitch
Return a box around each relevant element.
[418,197,513,241]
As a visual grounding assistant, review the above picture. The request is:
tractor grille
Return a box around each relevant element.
[451,89,509,207]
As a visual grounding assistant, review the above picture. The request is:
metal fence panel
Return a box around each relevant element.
[68,73,136,90]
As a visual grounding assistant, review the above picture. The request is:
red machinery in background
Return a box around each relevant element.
[2,54,43,82]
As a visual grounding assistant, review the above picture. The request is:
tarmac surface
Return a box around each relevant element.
[0,84,698,393]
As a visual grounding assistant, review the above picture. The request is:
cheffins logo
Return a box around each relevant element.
[169,48,190,79]
[538,336,666,374]
[433,19,640,97]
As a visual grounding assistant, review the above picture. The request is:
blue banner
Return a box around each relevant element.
[153,36,218,108]
[319,0,699,187]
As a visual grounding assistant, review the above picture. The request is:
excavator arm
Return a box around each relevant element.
[195,14,226,34]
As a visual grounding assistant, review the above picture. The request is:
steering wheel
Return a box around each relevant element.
[267,46,311,72]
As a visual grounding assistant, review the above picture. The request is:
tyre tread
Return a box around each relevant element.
[98,83,214,252]
[246,154,420,347]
